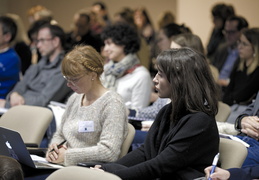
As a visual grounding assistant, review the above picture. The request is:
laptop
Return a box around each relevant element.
[0,127,63,169]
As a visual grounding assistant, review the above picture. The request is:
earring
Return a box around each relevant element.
[91,79,94,81]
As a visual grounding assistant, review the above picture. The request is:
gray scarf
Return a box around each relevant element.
[102,54,140,90]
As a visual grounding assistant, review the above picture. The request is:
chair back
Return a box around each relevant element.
[216,101,231,122]
[219,138,248,169]
[46,166,122,180]
[0,105,53,147]
[119,123,135,158]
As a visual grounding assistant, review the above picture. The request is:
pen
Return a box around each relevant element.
[208,153,220,180]
[49,140,67,152]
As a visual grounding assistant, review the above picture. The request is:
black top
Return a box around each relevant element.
[102,103,219,180]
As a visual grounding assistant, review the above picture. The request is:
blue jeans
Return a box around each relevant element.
[237,135,259,168]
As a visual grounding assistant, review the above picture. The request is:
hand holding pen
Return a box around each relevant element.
[205,153,220,180]
[49,140,67,152]
[46,140,67,163]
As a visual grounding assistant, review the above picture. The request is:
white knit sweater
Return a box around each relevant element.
[50,91,128,166]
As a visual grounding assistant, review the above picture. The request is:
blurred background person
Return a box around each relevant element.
[0,15,20,107]
[211,15,248,89]
[6,13,31,75]
[223,28,259,123]
[27,5,57,25]
[113,7,150,71]
[66,9,103,53]
[157,10,176,30]
[91,1,111,26]
[206,3,235,60]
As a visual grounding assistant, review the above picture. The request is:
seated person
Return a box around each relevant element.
[205,165,259,180]
[0,16,20,107]
[234,91,259,168]
[45,45,128,166]
[1,23,71,108]
[91,48,219,179]
[223,28,259,123]
[101,23,152,110]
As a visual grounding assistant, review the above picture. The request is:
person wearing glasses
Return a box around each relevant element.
[2,23,71,108]
[223,28,259,123]
[211,15,248,89]
[45,45,128,166]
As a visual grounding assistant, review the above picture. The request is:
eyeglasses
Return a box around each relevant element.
[222,29,238,35]
[237,40,252,48]
[36,38,54,44]
[63,75,85,86]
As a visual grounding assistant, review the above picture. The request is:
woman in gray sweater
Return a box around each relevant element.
[45,45,128,166]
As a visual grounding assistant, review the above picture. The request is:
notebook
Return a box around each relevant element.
[0,127,63,169]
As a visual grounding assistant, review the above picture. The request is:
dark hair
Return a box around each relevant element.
[92,1,107,10]
[27,19,50,42]
[0,15,17,43]
[156,48,218,122]
[0,155,24,180]
[162,22,191,39]
[38,23,66,48]
[77,12,91,24]
[212,3,235,23]
[114,7,136,29]
[101,23,140,54]
[226,15,249,31]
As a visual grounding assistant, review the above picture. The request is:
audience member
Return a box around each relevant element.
[205,164,259,180]
[223,28,259,123]
[157,10,176,30]
[233,91,259,168]
[1,23,71,108]
[89,10,106,37]
[156,22,191,54]
[27,19,50,64]
[6,13,32,75]
[92,48,219,179]
[101,23,152,110]
[0,16,20,106]
[206,3,235,60]
[133,7,155,45]
[46,45,128,166]
[91,1,111,26]
[66,9,103,52]
[211,15,248,88]
[0,155,24,180]
[114,7,151,70]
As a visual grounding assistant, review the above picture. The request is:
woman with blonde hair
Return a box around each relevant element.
[45,45,128,166]
[223,28,259,123]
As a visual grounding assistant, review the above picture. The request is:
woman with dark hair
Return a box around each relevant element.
[101,23,152,110]
[93,48,219,179]
[133,7,155,45]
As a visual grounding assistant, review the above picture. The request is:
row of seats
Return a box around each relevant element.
[0,104,247,179]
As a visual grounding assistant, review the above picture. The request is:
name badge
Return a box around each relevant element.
[78,121,94,132]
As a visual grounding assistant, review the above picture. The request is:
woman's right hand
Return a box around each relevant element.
[204,166,230,180]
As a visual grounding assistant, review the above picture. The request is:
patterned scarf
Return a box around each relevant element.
[102,54,140,90]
